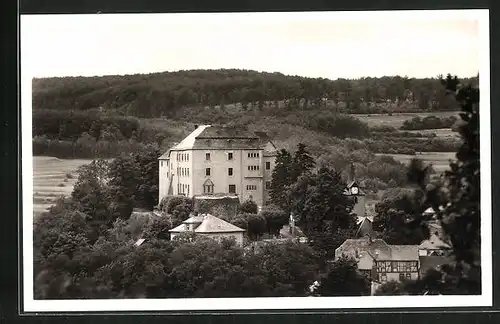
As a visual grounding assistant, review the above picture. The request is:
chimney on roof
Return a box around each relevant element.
[194,125,199,130]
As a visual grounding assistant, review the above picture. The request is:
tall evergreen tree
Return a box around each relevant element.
[270,149,293,211]
[291,143,316,182]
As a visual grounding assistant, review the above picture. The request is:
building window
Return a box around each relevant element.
[266,161,271,170]
[247,152,260,158]
[265,181,271,190]
[399,273,405,282]
[246,185,257,190]
[228,168,233,176]
[229,184,236,194]
[228,152,233,160]
[248,165,260,171]
[203,179,214,194]
[406,273,412,280]
[206,153,211,161]
[161,161,163,167]
[206,168,211,176]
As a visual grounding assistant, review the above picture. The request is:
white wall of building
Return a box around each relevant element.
[159,141,276,207]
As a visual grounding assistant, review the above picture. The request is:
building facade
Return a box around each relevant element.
[158,125,277,208]
[335,237,420,285]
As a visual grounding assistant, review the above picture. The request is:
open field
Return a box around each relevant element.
[32,157,91,216]
[352,111,460,128]
[376,152,456,173]
[406,128,460,139]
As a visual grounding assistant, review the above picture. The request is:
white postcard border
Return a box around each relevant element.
[21,9,492,312]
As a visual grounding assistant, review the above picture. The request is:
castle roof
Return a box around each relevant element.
[159,125,277,156]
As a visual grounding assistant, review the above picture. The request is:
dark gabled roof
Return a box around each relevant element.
[196,126,258,139]
[390,245,419,261]
[336,237,419,261]
[419,234,451,250]
[336,237,392,260]
[158,125,278,154]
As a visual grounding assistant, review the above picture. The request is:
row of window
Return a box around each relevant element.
[204,166,270,176]
[378,273,412,283]
[204,152,265,162]
[177,153,190,162]
[201,182,271,194]
[375,261,418,273]
[178,183,190,196]
[169,152,268,163]
[177,167,190,177]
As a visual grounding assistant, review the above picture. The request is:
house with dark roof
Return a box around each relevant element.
[335,237,420,284]
[158,125,277,208]
[169,213,246,246]
[418,234,451,257]
[355,216,374,238]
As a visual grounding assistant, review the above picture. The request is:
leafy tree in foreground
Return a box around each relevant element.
[253,241,321,296]
[317,255,370,296]
[372,188,430,245]
[71,159,112,225]
[244,213,267,240]
[374,280,406,296]
[259,204,288,236]
[289,167,355,257]
[239,199,258,214]
[406,75,480,294]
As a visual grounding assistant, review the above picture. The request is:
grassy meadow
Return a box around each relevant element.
[375,151,456,173]
[32,157,91,216]
[352,111,459,128]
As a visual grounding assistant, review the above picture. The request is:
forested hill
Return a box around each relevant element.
[32,69,478,118]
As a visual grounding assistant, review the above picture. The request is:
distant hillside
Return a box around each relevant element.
[32,69,478,117]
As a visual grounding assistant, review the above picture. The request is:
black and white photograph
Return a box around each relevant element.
[21,9,491,312]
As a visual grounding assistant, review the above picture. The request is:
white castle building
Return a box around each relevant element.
[158,125,278,208]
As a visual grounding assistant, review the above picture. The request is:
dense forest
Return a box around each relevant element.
[33,69,478,116]
[32,70,467,188]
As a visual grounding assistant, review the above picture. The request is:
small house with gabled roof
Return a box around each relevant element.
[169,213,245,246]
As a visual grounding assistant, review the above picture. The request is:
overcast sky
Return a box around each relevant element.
[21,10,484,80]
